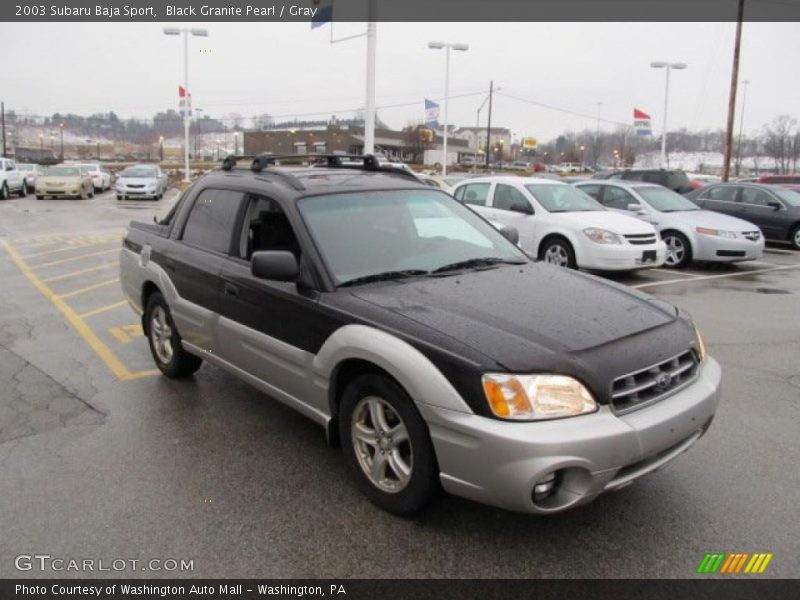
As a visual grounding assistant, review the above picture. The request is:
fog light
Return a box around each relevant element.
[533,471,557,503]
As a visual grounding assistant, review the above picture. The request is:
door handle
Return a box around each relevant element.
[223,283,239,297]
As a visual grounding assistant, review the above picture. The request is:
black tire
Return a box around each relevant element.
[18,183,26,198]
[540,237,577,269]
[661,230,692,268]
[790,225,800,251]
[35,195,44,200]
[89,188,94,198]
[0,183,8,200]
[117,195,123,200]
[339,373,440,516]
[144,291,202,378]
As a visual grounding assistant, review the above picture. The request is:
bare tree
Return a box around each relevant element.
[400,123,432,164]
[762,115,798,174]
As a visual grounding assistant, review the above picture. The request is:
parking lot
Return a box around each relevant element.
[1,190,799,578]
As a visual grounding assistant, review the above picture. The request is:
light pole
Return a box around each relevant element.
[428,40,469,176]
[39,134,43,158]
[59,123,64,160]
[163,26,209,182]
[474,86,501,171]
[580,145,586,170]
[234,131,239,156]
[650,61,687,168]
[50,135,55,156]
[735,79,750,176]
[159,136,164,162]
[216,140,221,161]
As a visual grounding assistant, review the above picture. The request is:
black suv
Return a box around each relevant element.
[602,168,693,194]
[119,154,720,516]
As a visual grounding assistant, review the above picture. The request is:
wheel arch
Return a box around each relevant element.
[660,227,696,257]
[537,231,577,260]
[313,324,474,443]
[140,280,162,334]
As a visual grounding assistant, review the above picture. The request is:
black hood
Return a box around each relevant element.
[348,263,695,402]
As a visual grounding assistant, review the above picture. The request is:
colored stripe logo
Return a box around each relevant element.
[697,552,773,574]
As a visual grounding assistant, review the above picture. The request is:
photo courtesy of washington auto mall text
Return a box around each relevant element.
[1,0,800,599]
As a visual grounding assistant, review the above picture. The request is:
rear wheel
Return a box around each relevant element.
[790,225,800,251]
[0,183,8,200]
[144,292,202,378]
[18,183,26,198]
[540,237,577,269]
[662,231,691,268]
[339,373,439,516]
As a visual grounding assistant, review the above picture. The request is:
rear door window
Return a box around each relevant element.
[706,186,739,202]
[459,183,491,206]
[182,189,244,254]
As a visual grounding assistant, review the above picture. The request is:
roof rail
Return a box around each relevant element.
[220,153,421,183]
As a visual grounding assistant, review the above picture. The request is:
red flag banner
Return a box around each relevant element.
[178,85,187,98]
[633,108,652,136]
[633,108,650,119]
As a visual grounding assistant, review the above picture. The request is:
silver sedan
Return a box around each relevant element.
[574,180,764,268]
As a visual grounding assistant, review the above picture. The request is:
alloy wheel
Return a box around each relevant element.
[351,396,413,493]
[150,306,173,364]
[544,244,569,267]
[664,236,685,267]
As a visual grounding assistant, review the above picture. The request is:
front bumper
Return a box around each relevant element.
[420,357,721,514]
[36,187,81,197]
[577,239,667,271]
[692,233,764,262]
[117,188,158,198]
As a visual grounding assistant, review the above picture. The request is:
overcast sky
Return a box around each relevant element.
[1,21,798,141]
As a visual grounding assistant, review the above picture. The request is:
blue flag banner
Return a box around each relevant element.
[425,99,440,129]
[311,1,334,28]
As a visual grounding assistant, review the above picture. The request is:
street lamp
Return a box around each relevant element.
[650,61,687,168]
[159,136,164,162]
[579,144,586,169]
[216,139,222,161]
[59,123,64,160]
[736,79,750,176]
[164,26,209,182]
[428,40,469,176]
[49,135,55,156]
[38,134,43,158]
[234,131,239,156]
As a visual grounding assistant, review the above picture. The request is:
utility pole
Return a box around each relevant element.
[735,79,750,176]
[1,102,6,156]
[722,0,745,182]
[485,80,494,168]
[363,0,377,155]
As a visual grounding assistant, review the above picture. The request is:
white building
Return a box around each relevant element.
[452,126,512,156]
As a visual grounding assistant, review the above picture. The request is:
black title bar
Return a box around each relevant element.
[3,0,800,23]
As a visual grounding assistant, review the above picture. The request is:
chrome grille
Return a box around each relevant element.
[743,231,761,242]
[610,350,699,413]
[624,233,658,245]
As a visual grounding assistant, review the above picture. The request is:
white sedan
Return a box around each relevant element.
[450,176,666,271]
[80,163,112,192]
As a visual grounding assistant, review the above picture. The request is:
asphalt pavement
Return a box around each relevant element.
[0,190,798,578]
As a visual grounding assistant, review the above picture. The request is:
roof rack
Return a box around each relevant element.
[220,153,421,184]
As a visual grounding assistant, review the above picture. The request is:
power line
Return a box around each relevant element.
[496,91,631,128]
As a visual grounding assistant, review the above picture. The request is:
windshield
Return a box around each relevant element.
[298,190,527,285]
[524,184,604,212]
[774,188,800,207]
[120,167,157,178]
[45,167,80,177]
[634,186,700,211]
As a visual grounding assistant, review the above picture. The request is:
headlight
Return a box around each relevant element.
[696,227,737,239]
[583,228,622,244]
[482,374,597,420]
[693,324,706,362]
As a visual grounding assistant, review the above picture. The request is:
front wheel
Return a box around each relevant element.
[0,183,8,200]
[145,292,202,378]
[540,237,577,269]
[662,231,692,268]
[339,373,440,516]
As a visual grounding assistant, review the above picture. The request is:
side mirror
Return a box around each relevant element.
[509,202,534,215]
[767,201,782,211]
[497,224,520,245]
[251,251,299,281]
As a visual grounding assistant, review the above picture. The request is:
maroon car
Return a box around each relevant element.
[757,174,800,192]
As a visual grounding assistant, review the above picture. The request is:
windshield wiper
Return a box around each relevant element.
[432,257,525,274]
[338,269,429,287]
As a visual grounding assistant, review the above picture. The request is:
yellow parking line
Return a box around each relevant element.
[33,248,119,269]
[79,301,128,319]
[20,238,119,259]
[41,262,119,283]
[0,239,136,380]
[59,278,120,299]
